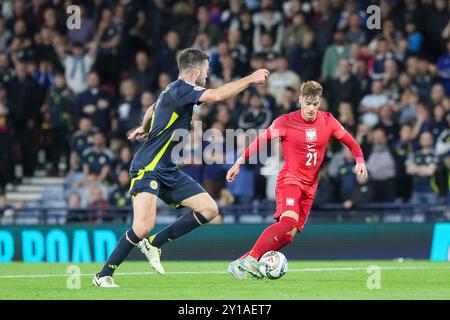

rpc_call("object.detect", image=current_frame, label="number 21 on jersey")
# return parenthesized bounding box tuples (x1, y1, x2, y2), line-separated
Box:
(306, 152, 317, 166)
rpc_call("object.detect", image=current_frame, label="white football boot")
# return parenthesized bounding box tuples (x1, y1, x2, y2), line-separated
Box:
(137, 238, 165, 274)
(92, 274, 119, 288)
(227, 259, 247, 280)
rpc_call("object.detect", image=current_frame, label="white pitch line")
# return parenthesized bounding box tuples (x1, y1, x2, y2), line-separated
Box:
(0, 265, 450, 279)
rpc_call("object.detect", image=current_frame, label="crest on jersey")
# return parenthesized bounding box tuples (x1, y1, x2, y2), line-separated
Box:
(305, 129, 317, 142)
(286, 198, 295, 206)
(150, 180, 158, 190)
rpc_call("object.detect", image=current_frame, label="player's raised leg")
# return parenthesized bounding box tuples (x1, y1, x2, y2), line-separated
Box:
(93, 192, 157, 287)
(237, 211, 298, 279)
(139, 191, 219, 274)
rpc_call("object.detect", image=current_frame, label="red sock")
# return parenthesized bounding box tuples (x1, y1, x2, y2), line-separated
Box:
(238, 251, 250, 262)
(249, 217, 297, 260)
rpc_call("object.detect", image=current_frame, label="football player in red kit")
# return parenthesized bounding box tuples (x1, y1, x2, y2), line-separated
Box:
(226, 81, 368, 279)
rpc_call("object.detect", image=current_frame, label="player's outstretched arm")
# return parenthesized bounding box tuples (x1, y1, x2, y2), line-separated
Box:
(330, 115, 368, 181)
(337, 131, 368, 181)
(128, 103, 155, 141)
(199, 69, 270, 103)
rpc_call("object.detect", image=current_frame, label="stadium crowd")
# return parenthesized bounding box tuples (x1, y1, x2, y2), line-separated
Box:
(0, 0, 449, 221)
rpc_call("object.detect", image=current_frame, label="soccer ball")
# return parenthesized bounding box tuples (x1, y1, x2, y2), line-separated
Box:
(258, 251, 288, 279)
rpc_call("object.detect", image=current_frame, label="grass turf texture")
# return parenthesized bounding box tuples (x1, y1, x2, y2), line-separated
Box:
(0, 260, 449, 300)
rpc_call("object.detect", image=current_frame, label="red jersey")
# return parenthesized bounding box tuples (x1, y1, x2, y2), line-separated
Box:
(243, 110, 364, 187)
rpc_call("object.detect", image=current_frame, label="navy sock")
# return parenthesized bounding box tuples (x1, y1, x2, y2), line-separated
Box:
(98, 229, 141, 277)
(149, 211, 208, 248)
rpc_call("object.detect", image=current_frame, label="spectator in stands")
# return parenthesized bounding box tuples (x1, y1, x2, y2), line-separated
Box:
(422, 104, 448, 143)
(320, 31, 351, 82)
(40, 72, 74, 176)
(414, 58, 435, 102)
(406, 131, 439, 204)
(8, 61, 41, 177)
(358, 80, 389, 127)
(366, 128, 397, 202)
(113, 145, 132, 180)
(0, 16, 11, 52)
(238, 92, 272, 130)
(437, 38, 450, 96)
(327, 58, 360, 116)
(233, 8, 254, 54)
(156, 30, 180, 79)
(55, 40, 98, 95)
(253, 0, 283, 55)
(74, 71, 112, 133)
(370, 38, 396, 80)
(392, 124, 416, 202)
(277, 87, 298, 116)
(33, 26, 61, 72)
(337, 101, 356, 134)
(0, 192, 15, 224)
(227, 27, 249, 76)
(282, 12, 307, 55)
(220, 0, 242, 29)
(69, 117, 96, 173)
(0, 53, 14, 87)
(180, 128, 204, 184)
(88, 185, 108, 223)
(154, 72, 172, 97)
(337, 147, 359, 202)
(188, 6, 220, 47)
(381, 59, 400, 93)
(109, 170, 132, 208)
(341, 175, 375, 210)
(288, 29, 320, 82)
(112, 79, 140, 138)
(209, 54, 239, 88)
(434, 130, 450, 202)
(346, 16, 366, 46)
(267, 55, 301, 106)
(376, 105, 399, 144)
(429, 83, 446, 107)
(0, 84, 13, 191)
(95, 7, 122, 87)
(129, 51, 157, 94)
(405, 21, 423, 55)
(82, 132, 113, 185)
(66, 191, 85, 223)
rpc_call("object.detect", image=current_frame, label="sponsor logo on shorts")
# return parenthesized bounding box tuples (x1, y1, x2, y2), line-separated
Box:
(306, 128, 317, 142)
(150, 180, 158, 190)
(286, 198, 295, 206)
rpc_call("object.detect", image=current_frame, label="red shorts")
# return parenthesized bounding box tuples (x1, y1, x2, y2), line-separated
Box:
(274, 182, 317, 232)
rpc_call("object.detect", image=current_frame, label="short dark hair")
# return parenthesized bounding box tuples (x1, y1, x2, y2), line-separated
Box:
(177, 48, 210, 72)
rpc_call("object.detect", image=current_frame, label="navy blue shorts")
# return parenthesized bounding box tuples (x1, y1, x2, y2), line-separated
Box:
(129, 169, 206, 207)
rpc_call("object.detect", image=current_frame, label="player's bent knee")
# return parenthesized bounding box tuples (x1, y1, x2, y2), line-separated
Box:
(198, 201, 219, 221)
(132, 219, 155, 238)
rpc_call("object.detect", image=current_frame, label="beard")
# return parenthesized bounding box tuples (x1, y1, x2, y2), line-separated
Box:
(196, 77, 206, 87)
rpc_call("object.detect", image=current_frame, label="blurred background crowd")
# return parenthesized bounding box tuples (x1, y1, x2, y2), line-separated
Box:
(0, 0, 449, 221)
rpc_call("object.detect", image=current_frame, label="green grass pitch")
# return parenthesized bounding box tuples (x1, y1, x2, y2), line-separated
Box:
(0, 260, 449, 300)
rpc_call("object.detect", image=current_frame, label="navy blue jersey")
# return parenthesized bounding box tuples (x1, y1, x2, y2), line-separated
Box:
(406, 150, 438, 192)
(130, 79, 206, 179)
